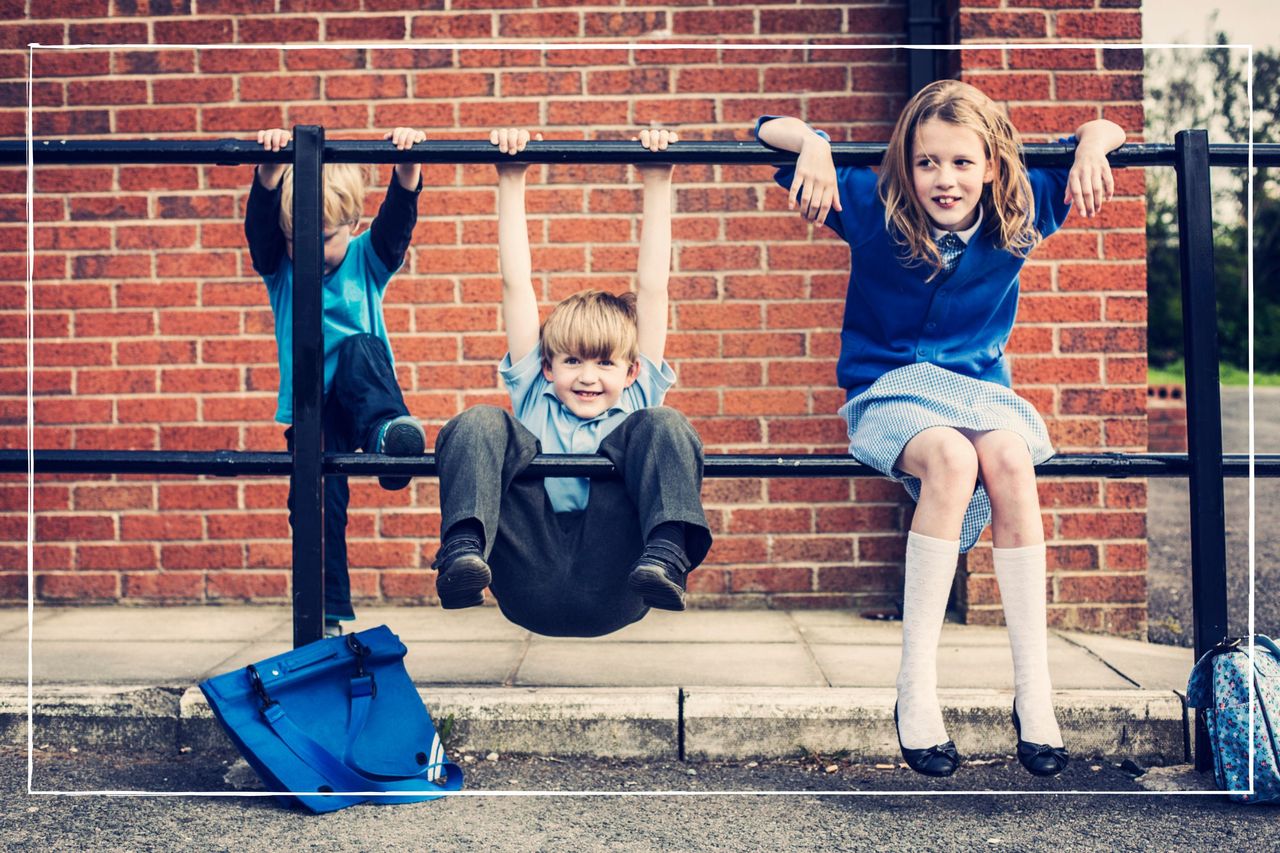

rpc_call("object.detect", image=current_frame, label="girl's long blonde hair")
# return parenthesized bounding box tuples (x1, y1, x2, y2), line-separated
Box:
(877, 79, 1039, 279)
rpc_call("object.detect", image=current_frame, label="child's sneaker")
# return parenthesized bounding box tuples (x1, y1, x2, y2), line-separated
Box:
(627, 541, 692, 611)
(375, 415, 425, 491)
(432, 535, 491, 610)
(323, 620, 343, 639)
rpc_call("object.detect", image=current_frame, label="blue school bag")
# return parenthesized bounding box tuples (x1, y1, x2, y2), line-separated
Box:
(200, 625, 463, 813)
(1186, 634, 1280, 803)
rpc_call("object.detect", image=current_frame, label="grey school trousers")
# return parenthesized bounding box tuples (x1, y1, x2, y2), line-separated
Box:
(433, 405, 713, 637)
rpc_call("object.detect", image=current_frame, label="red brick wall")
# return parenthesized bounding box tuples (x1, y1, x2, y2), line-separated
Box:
(951, 0, 1148, 636)
(0, 2, 1147, 634)
(1147, 384, 1187, 452)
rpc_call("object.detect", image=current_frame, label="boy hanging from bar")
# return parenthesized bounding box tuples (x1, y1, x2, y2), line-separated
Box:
(247, 127, 428, 637)
(430, 127, 713, 637)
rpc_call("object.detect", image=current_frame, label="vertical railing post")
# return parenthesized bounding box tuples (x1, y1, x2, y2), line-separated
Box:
(291, 126, 325, 648)
(904, 0, 946, 96)
(1174, 129, 1229, 771)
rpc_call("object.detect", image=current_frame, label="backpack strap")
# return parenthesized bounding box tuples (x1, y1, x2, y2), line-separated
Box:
(1187, 637, 1245, 708)
(1253, 635, 1280, 661)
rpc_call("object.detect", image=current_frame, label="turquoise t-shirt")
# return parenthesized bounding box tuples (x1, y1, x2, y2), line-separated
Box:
(262, 230, 398, 424)
(499, 343, 676, 513)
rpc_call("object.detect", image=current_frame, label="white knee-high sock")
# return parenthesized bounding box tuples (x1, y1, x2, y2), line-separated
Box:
(993, 542, 1063, 747)
(895, 530, 960, 749)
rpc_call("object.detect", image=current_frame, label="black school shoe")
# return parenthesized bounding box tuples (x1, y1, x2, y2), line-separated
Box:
(1012, 703, 1069, 777)
(894, 702, 962, 777)
(432, 535, 491, 610)
(627, 541, 692, 611)
(376, 415, 425, 491)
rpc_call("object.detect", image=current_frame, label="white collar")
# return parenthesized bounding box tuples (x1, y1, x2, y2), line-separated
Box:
(932, 204, 983, 245)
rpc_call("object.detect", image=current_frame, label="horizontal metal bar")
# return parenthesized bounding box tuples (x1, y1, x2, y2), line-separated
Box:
(2, 450, 1275, 479)
(0, 450, 294, 476)
(3, 139, 1277, 168)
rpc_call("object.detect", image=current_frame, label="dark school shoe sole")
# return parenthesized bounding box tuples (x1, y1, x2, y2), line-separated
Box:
(377, 416, 426, 491)
(436, 553, 492, 610)
(627, 562, 687, 612)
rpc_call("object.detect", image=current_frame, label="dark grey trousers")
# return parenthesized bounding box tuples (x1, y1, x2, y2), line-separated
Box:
(433, 405, 713, 637)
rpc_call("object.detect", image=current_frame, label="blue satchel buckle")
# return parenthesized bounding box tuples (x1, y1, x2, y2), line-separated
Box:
(1212, 637, 1243, 655)
(346, 633, 377, 698)
(247, 664, 277, 712)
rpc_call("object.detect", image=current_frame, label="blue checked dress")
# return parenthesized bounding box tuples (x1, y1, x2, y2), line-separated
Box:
(837, 229, 1054, 553)
(839, 360, 1053, 552)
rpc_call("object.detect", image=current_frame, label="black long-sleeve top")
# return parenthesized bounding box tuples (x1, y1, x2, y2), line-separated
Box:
(244, 168, 422, 277)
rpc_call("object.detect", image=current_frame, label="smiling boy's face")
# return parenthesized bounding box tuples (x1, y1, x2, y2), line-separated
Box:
(542, 351, 640, 420)
(285, 221, 356, 275)
(910, 117, 994, 233)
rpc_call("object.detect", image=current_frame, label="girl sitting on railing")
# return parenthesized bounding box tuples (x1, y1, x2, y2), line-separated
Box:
(756, 80, 1125, 778)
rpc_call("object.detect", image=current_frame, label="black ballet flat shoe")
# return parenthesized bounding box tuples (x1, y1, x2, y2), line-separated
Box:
(1012, 704, 1070, 777)
(894, 703, 961, 778)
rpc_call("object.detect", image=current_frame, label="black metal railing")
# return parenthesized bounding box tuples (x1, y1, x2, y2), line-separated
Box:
(3, 133, 1279, 771)
(8, 136, 1270, 167)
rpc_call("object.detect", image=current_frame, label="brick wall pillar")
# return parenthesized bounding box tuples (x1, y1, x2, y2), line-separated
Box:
(951, 1, 1149, 636)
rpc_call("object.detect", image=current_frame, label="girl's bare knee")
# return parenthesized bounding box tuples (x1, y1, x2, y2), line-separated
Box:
(926, 431, 979, 484)
(977, 433, 1034, 485)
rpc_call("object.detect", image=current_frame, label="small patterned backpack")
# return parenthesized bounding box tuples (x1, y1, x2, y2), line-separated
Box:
(1186, 634, 1280, 803)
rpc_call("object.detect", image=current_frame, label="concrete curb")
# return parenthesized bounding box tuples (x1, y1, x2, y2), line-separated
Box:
(682, 688, 1187, 762)
(4, 684, 1188, 763)
(179, 686, 680, 760)
(1, 684, 184, 753)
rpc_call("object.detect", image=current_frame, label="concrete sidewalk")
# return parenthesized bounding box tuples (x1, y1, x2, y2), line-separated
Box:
(0, 606, 1194, 763)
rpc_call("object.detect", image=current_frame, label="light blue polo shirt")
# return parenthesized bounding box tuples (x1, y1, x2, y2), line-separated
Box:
(262, 230, 398, 425)
(499, 343, 676, 513)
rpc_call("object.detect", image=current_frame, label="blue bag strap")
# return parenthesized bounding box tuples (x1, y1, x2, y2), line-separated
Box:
(1187, 636, 1280, 708)
(341, 673, 450, 783)
(342, 636, 378, 768)
(1253, 635, 1280, 662)
(261, 702, 463, 799)
(339, 634, 449, 783)
(1186, 645, 1219, 707)
(345, 674, 375, 761)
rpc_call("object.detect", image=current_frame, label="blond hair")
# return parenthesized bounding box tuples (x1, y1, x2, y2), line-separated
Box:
(277, 163, 367, 237)
(540, 290, 639, 368)
(877, 79, 1039, 280)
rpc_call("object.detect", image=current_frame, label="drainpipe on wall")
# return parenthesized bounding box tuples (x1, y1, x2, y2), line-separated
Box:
(905, 0, 954, 93)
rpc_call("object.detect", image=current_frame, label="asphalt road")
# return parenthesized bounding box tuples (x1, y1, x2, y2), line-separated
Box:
(1147, 387, 1279, 645)
(4, 749, 1277, 852)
